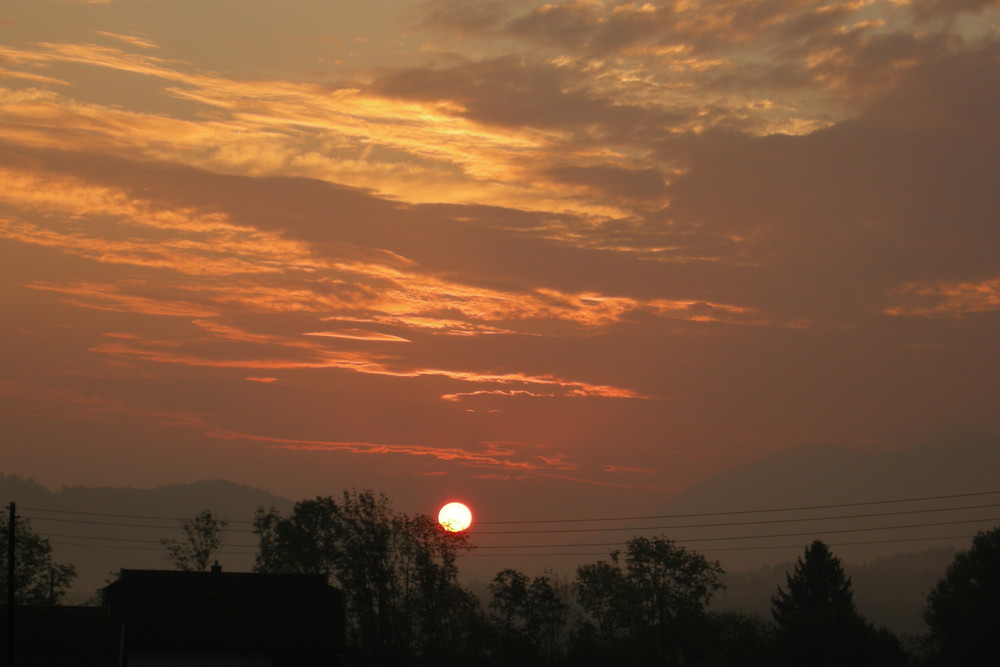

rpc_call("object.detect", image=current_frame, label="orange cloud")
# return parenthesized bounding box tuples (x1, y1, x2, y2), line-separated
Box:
(1, 162, 756, 336)
(90, 331, 647, 400)
(304, 329, 411, 342)
(604, 465, 656, 475)
(93, 31, 158, 50)
(27, 281, 218, 318)
(886, 277, 1000, 316)
(206, 427, 571, 473)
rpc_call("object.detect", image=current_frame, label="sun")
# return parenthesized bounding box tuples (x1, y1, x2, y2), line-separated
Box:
(437, 502, 473, 532)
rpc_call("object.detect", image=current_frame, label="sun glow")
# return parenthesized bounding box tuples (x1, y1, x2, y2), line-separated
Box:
(437, 501, 473, 532)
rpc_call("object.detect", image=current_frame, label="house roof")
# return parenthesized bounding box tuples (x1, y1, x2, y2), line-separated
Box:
(103, 568, 344, 654)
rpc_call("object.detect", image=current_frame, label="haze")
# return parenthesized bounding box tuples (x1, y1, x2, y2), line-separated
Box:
(1, 1, 998, 528)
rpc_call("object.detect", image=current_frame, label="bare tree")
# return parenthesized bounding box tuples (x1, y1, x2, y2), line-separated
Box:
(161, 509, 227, 571)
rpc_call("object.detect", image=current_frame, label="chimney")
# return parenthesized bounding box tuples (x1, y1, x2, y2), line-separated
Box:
(209, 561, 222, 594)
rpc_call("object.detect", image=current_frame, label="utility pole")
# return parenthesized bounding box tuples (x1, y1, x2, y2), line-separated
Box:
(6, 502, 14, 667)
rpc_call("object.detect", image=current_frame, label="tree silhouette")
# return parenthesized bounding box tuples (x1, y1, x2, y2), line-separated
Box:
(0, 515, 76, 605)
(575, 535, 724, 666)
(253, 490, 478, 666)
(160, 509, 227, 572)
(771, 540, 905, 667)
(489, 568, 529, 635)
(924, 527, 1000, 666)
(488, 568, 569, 664)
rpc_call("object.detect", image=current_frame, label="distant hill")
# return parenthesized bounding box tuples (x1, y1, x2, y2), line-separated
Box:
(661, 439, 1000, 514)
(607, 438, 998, 639)
(632, 438, 999, 569)
(0, 475, 294, 603)
(4, 437, 997, 607)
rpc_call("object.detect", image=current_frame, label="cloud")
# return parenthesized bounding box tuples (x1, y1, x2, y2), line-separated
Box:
(885, 277, 1000, 316)
(27, 281, 219, 318)
(906, 0, 1000, 19)
(368, 54, 667, 134)
(207, 427, 576, 474)
(539, 164, 670, 205)
(1, 0, 997, 504)
(604, 465, 657, 475)
(94, 31, 159, 50)
(651, 45, 1000, 320)
(304, 330, 412, 343)
(418, 0, 517, 33)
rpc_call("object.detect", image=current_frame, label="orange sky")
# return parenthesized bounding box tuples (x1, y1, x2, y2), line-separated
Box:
(1, 0, 998, 525)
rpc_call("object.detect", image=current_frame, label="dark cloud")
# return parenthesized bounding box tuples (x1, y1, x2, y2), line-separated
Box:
(369, 55, 667, 133)
(540, 164, 670, 205)
(417, 0, 516, 34)
(909, 0, 1000, 19)
(655, 45, 1000, 318)
(500, 0, 860, 56)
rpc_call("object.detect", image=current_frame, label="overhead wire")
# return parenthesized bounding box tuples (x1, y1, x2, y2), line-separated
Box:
(466, 502, 1000, 535)
(34, 515, 998, 552)
(20, 500, 1000, 535)
(473, 490, 1000, 525)
(19, 506, 255, 524)
(24, 490, 998, 566)
(48, 541, 256, 554)
(465, 516, 1000, 551)
(40, 532, 258, 548)
(28, 507, 999, 544)
(19, 489, 1000, 527)
(22, 515, 257, 532)
(459, 534, 981, 557)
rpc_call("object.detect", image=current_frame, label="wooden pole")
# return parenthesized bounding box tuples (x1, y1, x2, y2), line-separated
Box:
(6, 502, 14, 667)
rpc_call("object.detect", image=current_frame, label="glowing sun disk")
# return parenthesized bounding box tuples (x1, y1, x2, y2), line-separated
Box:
(438, 501, 472, 532)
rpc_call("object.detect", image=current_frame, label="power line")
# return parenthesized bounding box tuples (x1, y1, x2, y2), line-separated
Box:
(22, 515, 256, 533)
(48, 541, 256, 554)
(22, 500, 999, 536)
(475, 490, 1000, 525)
(50, 531, 978, 559)
(19, 506, 254, 524)
(47, 514, 991, 551)
(467, 516, 1000, 550)
(20, 489, 1000, 527)
(459, 533, 980, 557)
(40, 532, 259, 547)
(31, 507, 999, 549)
(468, 502, 1000, 536)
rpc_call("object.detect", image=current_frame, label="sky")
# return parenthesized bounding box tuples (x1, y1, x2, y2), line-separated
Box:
(1, 0, 998, 528)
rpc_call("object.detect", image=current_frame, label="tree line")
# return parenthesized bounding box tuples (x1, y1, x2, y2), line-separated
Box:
(3, 491, 998, 666)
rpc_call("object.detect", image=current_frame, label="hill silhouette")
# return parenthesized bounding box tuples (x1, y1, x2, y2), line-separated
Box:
(3, 436, 996, 607)
(661, 438, 1000, 516)
(639, 438, 999, 567)
(0, 475, 293, 603)
(633, 438, 998, 641)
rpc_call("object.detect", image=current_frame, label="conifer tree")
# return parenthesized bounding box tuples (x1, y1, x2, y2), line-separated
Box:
(771, 541, 905, 667)
(772, 540, 857, 628)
